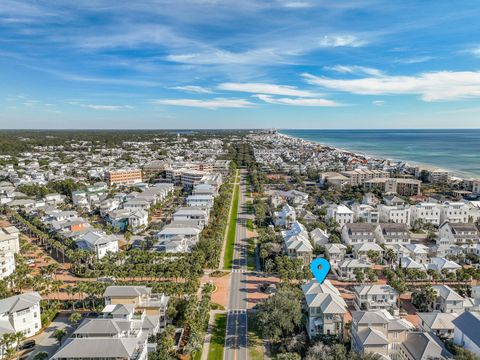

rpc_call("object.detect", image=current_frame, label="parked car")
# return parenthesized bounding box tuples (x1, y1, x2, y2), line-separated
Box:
(20, 340, 35, 350)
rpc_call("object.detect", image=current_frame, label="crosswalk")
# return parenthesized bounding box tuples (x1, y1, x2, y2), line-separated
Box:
(231, 269, 247, 273)
(228, 309, 247, 315)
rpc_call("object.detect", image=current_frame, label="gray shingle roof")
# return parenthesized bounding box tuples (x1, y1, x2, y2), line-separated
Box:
(452, 311, 480, 348)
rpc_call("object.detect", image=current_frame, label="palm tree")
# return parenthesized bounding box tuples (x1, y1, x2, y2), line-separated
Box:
(33, 351, 49, 360)
(14, 332, 25, 352)
(53, 329, 67, 345)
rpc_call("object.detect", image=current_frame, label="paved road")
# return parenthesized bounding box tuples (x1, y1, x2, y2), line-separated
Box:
(224, 170, 248, 360)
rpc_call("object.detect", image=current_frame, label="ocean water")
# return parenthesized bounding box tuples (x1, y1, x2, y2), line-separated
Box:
(280, 129, 480, 178)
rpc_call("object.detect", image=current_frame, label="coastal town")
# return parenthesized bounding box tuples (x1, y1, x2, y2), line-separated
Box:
(0, 129, 479, 360)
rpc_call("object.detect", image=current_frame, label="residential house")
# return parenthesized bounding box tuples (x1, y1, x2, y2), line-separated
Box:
(76, 231, 119, 259)
(341, 223, 377, 246)
(310, 228, 330, 246)
(351, 310, 414, 358)
(374, 223, 410, 245)
(439, 202, 470, 224)
(186, 194, 214, 208)
(302, 279, 347, 339)
(0, 252, 15, 280)
(411, 203, 441, 226)
(418, 312, 457, 339)
(156, 222, 202, 242)
(400, 332, 453, 360)
(352, 204, 379, 223)
(282, 222, 313, 264)
(353, 285, 398, 312)
(429, 285, 471, 313)
(0, 292, 42, 357)
(404, 244, 429, 265)
(438, 222, 479, 246)
(378, 204, 411, 226)
(274, 204, 296, 228)
(173, 207, 209, 227)
(452, 311, 480, 356)
(0, 226, 20, 255)
(337, 259, 372, 280)
(324, 244, 347, 269)
(426, 257, 462, 273)
(326, 204, 353, 226)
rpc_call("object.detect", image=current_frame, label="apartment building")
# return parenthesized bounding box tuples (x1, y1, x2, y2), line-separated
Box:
(106, 169, 143, 186)
(364, 178, 421, 196)
(428, 168, 449, 183)
(340, 169, 389, 186)
(410, 203, 441, 226)
(302, 279, 347, 339)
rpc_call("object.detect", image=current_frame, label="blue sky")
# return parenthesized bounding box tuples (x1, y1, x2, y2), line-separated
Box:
(1, 0, 480, 129)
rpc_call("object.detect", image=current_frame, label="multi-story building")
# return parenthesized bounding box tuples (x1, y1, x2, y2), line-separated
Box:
(352, 204, 379, 223)
(326, 204, 353, 226)
(439, 202, 470, 224)
(302, 279, 347, 339)
(428, 168, 449, 183)
(0, 226, 20, 255)
(0, 251, 15, 280)
(378, 205, 411, 226)
(105, 169, 143, 186)
(274, 204, 296, 228)
(282, 222, 313, 264)
(410, 203, 441, 226)
(76, 231, 119, 259)
(353, 285, 398, 312)
(0, 292, 42, 357)
(453, 311, 480, 356)
(418, 312, 457, 339)
(429, 285, 470, 313)
(364, 178, 421, 196)
(341, 223, 376, 245)
(374, 223, 410, 245)
(438, 222, 479, 245)
(399, 332, 453, 360)
(351, 310, 414, 358)
(340, 169, 389, 186)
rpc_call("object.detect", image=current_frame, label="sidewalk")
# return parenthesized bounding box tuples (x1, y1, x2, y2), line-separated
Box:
(200, 310, 226, 360)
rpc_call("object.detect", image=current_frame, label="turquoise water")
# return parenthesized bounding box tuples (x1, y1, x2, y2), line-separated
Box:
(280, 129, 480, 178)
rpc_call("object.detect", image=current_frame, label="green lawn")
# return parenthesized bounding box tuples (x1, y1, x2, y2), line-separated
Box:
(223, 177, 240, 270)
(207, 314, 227, 360)
(247, 237, 256, 271)
(248, 314, 265, 360)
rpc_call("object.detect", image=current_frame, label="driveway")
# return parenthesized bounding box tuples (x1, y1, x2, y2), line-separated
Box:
(27, 314, 72, 360)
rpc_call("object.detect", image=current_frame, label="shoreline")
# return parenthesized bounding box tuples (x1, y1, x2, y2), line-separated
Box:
(277, 130, 478, 181)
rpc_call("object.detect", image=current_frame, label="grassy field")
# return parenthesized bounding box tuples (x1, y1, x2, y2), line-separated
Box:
(223, 173, 240, 270)
(207, 314, 227, 360)
(248, 314, 265, 360)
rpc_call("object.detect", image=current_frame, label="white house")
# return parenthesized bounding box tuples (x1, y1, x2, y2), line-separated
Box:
(374, 223, 410, 245)
(378, 204, 411, 226)
(76, 231, 119, 259)
(326, 204, 353, 225)
(0, 226, 20, 255)
(310, 228, 330, 246)
(324, 244, 347, 269)
(411, 203, 441, 226)
(302, 279, 347, 339)
(439, 202, 470, 224)
(352, 204, 379, 223)
(353, 285, 398, 312)
(274, 204, 296, 228)
(341, 223, 376, 245)
(429, 285, 470, 313)
(186, 194, 214, 208)
(0, 252, 15, 280)
(173, 207, 209, 227)
(0, 292, 42, 356)
(438, 222, 479, 246)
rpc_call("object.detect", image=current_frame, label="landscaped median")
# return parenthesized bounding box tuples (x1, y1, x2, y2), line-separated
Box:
(223, 175, 240, 270)
(207, 313, 227, 360)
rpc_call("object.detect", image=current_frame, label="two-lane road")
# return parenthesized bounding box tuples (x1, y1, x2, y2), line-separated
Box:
(224, 170, 248, 360)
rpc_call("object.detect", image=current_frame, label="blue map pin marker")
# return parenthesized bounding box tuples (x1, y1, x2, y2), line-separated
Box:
(310, 258, 331, 285)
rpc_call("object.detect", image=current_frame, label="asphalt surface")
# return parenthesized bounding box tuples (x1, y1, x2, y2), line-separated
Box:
(224, 170, 248, 360)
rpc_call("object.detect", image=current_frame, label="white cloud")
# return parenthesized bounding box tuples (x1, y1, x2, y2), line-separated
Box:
(281, 2, 312, 8)
(318, 35, 367, 48)
(218, 82, 317, 97)
(467, 47, 480, 58)
(395, 56, 434, 64)
(153, 98, 254, 110)
(372, 100, 385, 106)
(166, 48, 285, 65)
(303, 71, 480, 101)
(84, 104, 133, 111)
(325, 65, 383, 77)
(171, 85, 213, 94)
(254, 94, 341, 107)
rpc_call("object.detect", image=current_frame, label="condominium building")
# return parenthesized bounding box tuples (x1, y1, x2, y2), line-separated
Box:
(364, 178, 421, 196)
(340, 169, 389, 186)
(106, 169, 143, 186)
(410, 202, 441, 226)
(439, 202, 470, 224)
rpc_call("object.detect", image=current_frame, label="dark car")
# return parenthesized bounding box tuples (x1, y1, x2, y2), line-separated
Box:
(20, 340, 35, 350)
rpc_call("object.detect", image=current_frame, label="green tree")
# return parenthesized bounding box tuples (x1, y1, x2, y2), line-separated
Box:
(53, 329, 67, 344)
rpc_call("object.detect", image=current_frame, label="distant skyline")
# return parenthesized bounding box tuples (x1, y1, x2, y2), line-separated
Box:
(1, 1, 480, 129)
